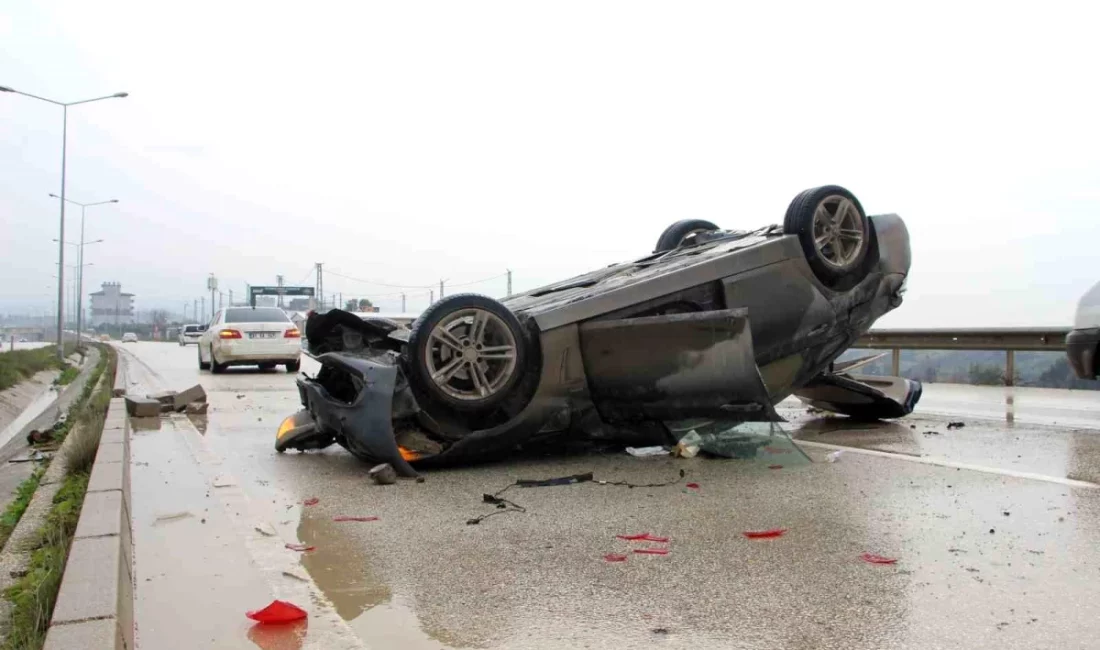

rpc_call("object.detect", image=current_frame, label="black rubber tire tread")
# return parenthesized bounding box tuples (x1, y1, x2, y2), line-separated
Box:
(198, 348, 210, 371)
(285, 359, 301, 373)
(782, 185, 870, 285)
(406, 293, 529, 413)
(654, 219, 721, 253)
(210, 347, 225, 374)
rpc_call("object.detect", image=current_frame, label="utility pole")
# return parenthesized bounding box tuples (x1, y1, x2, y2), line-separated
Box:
(338, 292, 342, 310)
(506, 269, 512, 297)
(315, 263, 323, 311)
(439, 279, 445, 299)
(401, 293, 406, 312)
(229, 289, 233, 307)
(184, 302, 188, 322)
(429, 289, 434, 304)
(207, 274, 217, 322)
(276, 275, 284, 308)
(193, 299, 198, 323)
(200, 296, 205, 324)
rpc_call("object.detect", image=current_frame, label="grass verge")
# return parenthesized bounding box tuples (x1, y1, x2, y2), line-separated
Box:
(53, 366, 79, 387)
(1, 344, 115, 650)
(0, 468, 45, 551)
(2, 473, 88, 650)
(0, 347, 74, 393)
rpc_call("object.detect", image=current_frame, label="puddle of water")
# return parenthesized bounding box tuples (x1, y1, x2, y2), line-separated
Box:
(350, 597, 465, 650)
(296, 512, 472, 649)
(0, 385, 60, 448)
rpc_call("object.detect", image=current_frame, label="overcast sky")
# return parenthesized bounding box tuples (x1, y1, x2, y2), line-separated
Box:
(1, 1, 1097, 327)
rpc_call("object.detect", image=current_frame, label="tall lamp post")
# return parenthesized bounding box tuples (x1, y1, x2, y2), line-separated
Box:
(1, 84, 128, 359)
(50, 195, 116, 343)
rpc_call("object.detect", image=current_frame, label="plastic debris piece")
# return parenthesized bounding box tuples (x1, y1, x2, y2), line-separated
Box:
(634, 548, 670, 555)
(603, 553, 628, 562)
(826, 450, 844, 463)
(947, 421, 966, 430)
(333, 516, 379, 522)
(768, 465, 783, 470)
(516, 472, 593, 488)
(617, 533, 669, 543)
(302, 497, 319, 506)
(285, 543, 315, 552)
(246, 599, 308, 624)
(254, 526, 275, 537)
(685, 482, 700, 490)
(860, 553, 898, 565)
(626, 446, 668, 458)
(153, 511, 193, 524)
(743, 528, 787, 539)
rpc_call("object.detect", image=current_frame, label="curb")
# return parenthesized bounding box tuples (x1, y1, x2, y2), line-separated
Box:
(42, 395, 133, 650)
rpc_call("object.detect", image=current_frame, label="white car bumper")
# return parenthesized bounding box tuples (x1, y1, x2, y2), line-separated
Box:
(212, 338, 301, 363)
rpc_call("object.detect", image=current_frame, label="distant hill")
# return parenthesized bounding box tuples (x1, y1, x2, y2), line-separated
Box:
(837, 349, 1100, 390)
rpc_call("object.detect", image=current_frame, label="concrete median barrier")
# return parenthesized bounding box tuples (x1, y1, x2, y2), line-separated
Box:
(43, 396, 133, 650)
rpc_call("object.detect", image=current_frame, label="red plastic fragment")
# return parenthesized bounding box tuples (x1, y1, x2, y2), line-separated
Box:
(284, 543, 315, 552)
(743, 528, 787, 539)
(603, 553, 628, 562)
(302, 498, 319, 506)
(634, 548, 670, 555)
(616, 533, 669, 543)
(768, 465, 783, 470)
(685, 482, 700, 489)
(860, 553, 898, 565)
(763, 446, 789, 454)
(246, 599, 308, 624)
(333, 516, 379, 522)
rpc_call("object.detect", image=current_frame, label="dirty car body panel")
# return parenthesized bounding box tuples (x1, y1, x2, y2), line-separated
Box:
(284, 203, 916, 474)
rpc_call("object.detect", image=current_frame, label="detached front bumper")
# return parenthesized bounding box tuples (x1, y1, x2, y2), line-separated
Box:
(295, 354, 420, 477)
(1067, 327, 1100, 380)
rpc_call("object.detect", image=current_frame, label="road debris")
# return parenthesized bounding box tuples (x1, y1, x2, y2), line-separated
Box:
(860, 553, 898, 565)
(617, 533, 669, 542)
(743, 528, 787, 539)
(922, 430, 940, 436)
(281, 571, 308, 582)
(685, 482, 700, 489)
(603, 553, 628, 562)
(125, 396, 161, 417)
(674, 431, 702, 458)
(333, 516, 379, 522)
(254, 526, 276, 537)
(172, 384, 207, 411)
(826, 450, 844, 463)
(153, 511, 194, 525)
(626, 446, 668, 458)
(634, 548, 670, 555)
(368, 463, 398, 485)
(302, 497, 319, 506)
(768, 465, 783, 470)
(9, 449, 51, 464)
(185, 401, 209, 415)
(947, 421, 966, 430)
(246, 600, 308, 624)
(284, 543, 315, 552)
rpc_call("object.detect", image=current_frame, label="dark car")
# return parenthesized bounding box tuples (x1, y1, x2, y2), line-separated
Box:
(1067, 280, 1100, 379)
(278, 185, 920, 474)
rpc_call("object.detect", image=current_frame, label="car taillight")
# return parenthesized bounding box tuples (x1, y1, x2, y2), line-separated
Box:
(284, 328, 301, 338)
(218, 329, 242, 339)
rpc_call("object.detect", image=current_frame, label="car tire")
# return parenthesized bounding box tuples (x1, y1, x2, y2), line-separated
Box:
(285, 360, 301, 373)
(406, 293, 529, 413)
(198, 347, 210, 371)
(654, 219, 721, 253)
(210, 348, 225, 374)
(784, 185, 871, 285)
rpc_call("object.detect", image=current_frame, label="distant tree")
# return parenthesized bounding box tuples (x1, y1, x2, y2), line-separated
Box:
(345, 299, 358, 312)
(968, 363, 1005, 386)
(358, 298, 373, 311)
(1035, 358, 1100, 390)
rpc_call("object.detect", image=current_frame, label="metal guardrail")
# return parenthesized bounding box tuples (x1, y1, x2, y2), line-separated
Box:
(853, 327, 1072, 385)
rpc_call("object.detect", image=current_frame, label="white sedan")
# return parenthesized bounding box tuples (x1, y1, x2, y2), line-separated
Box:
(198, 307, 301, 373)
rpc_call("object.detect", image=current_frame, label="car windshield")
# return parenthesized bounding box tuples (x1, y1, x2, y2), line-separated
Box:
(184, 325, 203, 333)
(224, 308, 290, 323)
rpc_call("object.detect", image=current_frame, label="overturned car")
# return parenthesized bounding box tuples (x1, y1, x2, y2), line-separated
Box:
(277, 185, 921, 475)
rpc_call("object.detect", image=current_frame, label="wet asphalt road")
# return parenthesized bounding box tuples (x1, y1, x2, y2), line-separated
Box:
(117, 342, 1100, 650)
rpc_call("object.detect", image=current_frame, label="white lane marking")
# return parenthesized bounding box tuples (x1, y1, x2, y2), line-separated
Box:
(795, 439, 1100, 489)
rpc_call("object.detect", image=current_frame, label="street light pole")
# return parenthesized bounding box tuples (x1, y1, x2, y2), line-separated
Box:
(2, 85, 128, 360)
(51, 196, 116, 345)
